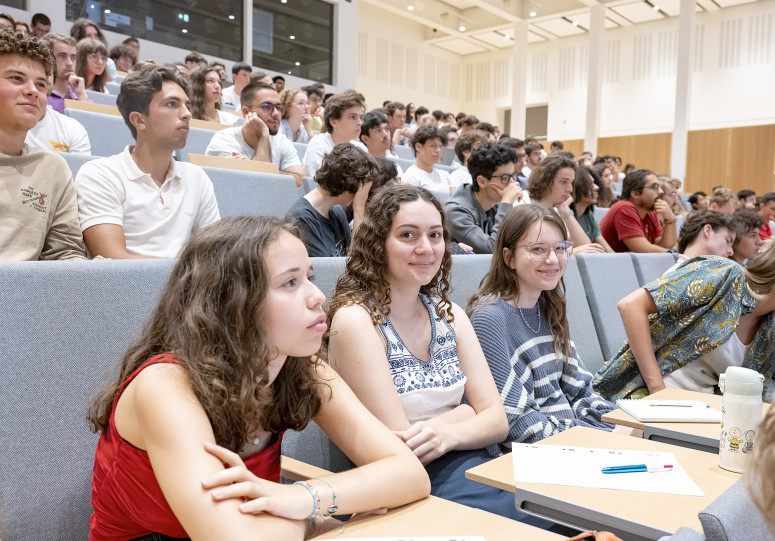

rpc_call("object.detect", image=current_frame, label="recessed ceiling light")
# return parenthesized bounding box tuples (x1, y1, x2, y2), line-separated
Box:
(459, 24, 466, 31)
(572, 20, 578, 26)
(504, 34, 511, 39)
(289, 35, 295, 39)
(104, 9, 111, 14)
(182, 29, 188, 33)
(295, 61, 300, 66)
(287, 70, 292, 74)
(228, 15, 235, 20)
(653, 4, 659, 10)
(529, 11, 536, 17)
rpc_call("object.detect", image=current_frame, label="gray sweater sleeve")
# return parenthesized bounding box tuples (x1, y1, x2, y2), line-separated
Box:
(445, 198, 512, 254)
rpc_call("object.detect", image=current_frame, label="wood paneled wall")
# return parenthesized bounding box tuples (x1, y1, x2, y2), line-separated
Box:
(597, 133, 673, 176)
(551, 126, 775, 195)
(685, 125, 775, 195)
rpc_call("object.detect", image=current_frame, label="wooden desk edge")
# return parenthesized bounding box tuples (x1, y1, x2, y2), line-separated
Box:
(280, 456, 332, 481)
(465, 465, 516, 493)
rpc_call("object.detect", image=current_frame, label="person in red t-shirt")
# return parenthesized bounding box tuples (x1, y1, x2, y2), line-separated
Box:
(599, 169, 678, 253)
(87, 216, 430, 541)
(756, 192, 775, 241)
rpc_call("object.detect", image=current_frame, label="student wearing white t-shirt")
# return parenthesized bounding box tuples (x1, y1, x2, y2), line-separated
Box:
(358, 109, 403, 178)
(74, 67, 220, 259)
(26, 104, 91, 155)
(302, 90, 365, 179)
(402, 125, 453, 195)
(204, 81, 304, 187)
(220, 62, 251, 111)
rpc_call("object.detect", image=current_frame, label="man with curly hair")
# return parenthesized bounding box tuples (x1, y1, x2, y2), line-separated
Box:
(0, 31, 86, 260)
(285, 143, 376, 257)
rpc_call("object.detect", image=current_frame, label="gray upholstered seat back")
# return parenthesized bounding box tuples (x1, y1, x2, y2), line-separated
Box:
(0, 260, 175, 541)
(202, 166, 300, 218)
(565, 257, 606, 373)
(630, 252, 679, 286)
(64, 109, 134, 157)
(576, 253, 641, 361)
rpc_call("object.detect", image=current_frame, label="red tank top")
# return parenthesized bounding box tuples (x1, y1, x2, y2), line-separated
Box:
(89, 354, 283, 541)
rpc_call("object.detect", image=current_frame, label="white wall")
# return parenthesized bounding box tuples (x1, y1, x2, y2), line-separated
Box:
(458, 0, 775, 140)
(355, 2, 462, 113)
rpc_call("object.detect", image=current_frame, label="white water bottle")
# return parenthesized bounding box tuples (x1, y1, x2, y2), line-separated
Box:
(719, 366, 764, 472)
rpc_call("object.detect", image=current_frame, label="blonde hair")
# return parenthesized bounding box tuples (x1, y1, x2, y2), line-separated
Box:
(745, 405, 775, 534)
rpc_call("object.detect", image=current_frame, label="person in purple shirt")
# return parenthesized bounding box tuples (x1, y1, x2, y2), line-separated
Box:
(42, 34, 88, 114)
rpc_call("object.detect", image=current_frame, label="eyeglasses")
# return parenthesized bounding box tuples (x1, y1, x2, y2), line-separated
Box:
(490, 173, 519, 186)
(518, 241, 574, 260)
(254, 102, 285, 115)
(644, 183, 661, 192)
(87, 52, 107, 63)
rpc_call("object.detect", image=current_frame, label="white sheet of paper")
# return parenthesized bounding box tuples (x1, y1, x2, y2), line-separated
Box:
(512, 443, 704, 497)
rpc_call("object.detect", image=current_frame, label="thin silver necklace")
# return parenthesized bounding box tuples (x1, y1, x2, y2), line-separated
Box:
(517, 302, 541, 334)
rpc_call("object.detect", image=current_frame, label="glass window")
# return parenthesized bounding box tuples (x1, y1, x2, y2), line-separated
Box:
(0, 1, 25, 10)
(66, 0, 243, 61)
(252, 0, 333, 84)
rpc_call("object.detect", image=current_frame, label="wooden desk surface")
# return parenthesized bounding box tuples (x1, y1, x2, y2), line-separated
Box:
(465, 426, 741, 534)
(312, 495, 563, 540)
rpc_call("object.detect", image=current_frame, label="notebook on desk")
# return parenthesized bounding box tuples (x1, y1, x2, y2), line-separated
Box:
(616, 399, 721, 423)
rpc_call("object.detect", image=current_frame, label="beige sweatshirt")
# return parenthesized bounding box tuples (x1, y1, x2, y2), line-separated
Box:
(0, 145, 86, 260)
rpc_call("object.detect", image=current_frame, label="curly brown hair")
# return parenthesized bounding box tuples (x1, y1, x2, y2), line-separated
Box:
(326, 184, 453, 328)
(745, 405, 775, 534)
(466, 204, 573, 361)
(527, 154, 577, 203)
(0, 27, 53, 77)
(88, 216, 328, 452)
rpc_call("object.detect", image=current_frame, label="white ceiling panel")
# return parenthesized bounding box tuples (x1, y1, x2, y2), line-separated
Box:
(533, 18, 586, 37)
(528, 30, 548, 42)
(657, 0, 703, 16)
(440, 0, 477, 9)
(612, 1, 666, 23)
(473, 31, 514, 48)
(573, 12, 620, 29)
(714, 0, 757, 6)
(434, 38, 488, 54)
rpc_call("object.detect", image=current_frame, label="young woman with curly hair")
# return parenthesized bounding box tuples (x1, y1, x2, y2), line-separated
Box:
(188, 65, 239, 125)
(467, 204, 615, 447)
(279, 88, 312, 143)
(88, 216, 429, 541)
(326, 184, 549, 526)
(527, 154, 605, 253)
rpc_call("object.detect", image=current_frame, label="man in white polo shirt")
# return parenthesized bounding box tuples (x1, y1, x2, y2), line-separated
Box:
(74, 66, 220, 258)
(205, 81, 304, 187)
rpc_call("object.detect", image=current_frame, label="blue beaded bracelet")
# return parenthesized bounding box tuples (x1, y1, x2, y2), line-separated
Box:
(293, 481, 319, 519)
(312, 477, 338, 516)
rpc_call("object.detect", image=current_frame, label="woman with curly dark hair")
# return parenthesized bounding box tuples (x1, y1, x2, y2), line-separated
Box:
(326, 184, 549, 526)
(87, 216, 430, 541)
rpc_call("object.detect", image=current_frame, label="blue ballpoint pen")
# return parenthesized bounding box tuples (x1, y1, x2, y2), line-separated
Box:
(602, 464, 673, 474)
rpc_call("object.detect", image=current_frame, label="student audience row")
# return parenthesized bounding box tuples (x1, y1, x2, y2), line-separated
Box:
(3, 19, 775, 541)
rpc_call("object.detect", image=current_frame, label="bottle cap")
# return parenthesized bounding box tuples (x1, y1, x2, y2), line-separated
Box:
(719, 366, 764, 397)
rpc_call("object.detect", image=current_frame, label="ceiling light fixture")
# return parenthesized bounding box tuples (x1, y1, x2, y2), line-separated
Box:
(295, 61, 300, 66)
(529, 11, 536, 17)
(407, 1, 415, 10)
(504, 33, 511, 39)
(572, 20, 578, 26)
(289, 35, 295, 39)
(653, 4, 659, 10)
(182, 29, 188, 33)
(459, 24, 466, 31)
(228, 15, 235, 20)
(104, 9, 111, 14)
